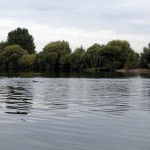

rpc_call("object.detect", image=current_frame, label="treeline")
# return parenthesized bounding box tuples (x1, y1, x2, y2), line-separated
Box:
(0, 27, 150, 71)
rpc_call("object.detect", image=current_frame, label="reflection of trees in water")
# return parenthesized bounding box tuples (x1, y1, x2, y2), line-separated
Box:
(103, 82, 132, 115)
(84, 80, 133, 115)
(139, 80, 150, 112)
(33, 80, 69, 111)
(87, 79, 150, 114)
(4, 80, 33, 115)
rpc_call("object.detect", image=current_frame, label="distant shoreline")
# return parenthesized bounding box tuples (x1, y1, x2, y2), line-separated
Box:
(117, 69, 150, 73)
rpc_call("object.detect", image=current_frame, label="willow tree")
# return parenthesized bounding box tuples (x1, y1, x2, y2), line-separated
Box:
(68, 46, 85, 70)
(0, 45, 28, 70)
(19, 54, 36, 69)
(105, 40, 137, 69)
(43, 41, 71, 70)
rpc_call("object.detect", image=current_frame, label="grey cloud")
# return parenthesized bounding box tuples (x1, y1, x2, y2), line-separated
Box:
(0, 0, 150, 52)
(1, 0, 150, 29)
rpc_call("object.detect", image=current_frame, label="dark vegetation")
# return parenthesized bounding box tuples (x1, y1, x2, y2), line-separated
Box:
(0, 27, 149, 71)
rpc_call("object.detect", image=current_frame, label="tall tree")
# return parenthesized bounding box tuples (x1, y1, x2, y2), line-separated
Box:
(7, 28, 35, 54)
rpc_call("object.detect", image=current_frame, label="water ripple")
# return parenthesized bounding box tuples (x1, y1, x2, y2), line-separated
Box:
(0, 76, 150, 150)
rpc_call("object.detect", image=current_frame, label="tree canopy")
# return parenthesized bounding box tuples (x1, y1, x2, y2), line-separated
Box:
(139, 43, 150, 68)
(42, 41, 71, 70)
(68, 46, 85, 70)
(7, 28, 35, 54)
(0, 27, 150, 71)
(0, 41, 7, 53)
(0, 45, 28, 70)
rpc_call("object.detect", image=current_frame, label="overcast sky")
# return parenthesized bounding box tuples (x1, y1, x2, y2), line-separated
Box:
(0, 0, 150, 52)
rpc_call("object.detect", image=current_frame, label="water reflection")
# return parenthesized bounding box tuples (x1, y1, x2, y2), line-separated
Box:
(30, 77, 150, 115)
(0, 71, 139, 78)
(68, 79, 133, 115)
(32, 79, 70, 111)
(0, 74, 150, 150)
(0, 75, 150, 117)
(0, 78, 33, 115)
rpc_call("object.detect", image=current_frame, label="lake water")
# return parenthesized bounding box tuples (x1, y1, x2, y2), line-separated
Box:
(0, 72, 150, 150)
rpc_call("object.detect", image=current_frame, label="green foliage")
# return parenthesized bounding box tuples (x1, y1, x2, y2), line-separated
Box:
(68, 46, 85, 70)
(107, 40, 131, 51)
(43, 41, 71, 69)
(139, 43, 150, 68)
(82, 44, 103, 69)
(43, 40, 71, 56)
(34, 51, 58, 70)
(80, 40, 138, 71)
(0, 41, 7, 53)
(0, 28, 144, 72)
(103, 40, 137, 70)
(43, 52, 58, 70)
(19, 54, 36, 69)
(124, 50, 139, 69)
(87, 43, 104, 52)
(0, 45, 28, 70)
(7, 28, 35, 54)
(80, 41, 133, 70)
(99, 46, 124, 70)
(106, 40, 132, 64)
(33, 52, 45, 70)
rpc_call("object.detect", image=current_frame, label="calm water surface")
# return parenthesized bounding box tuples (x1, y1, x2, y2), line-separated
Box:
(0, 72, 150, 150)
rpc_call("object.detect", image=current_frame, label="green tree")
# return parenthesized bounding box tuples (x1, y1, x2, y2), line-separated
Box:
(80, 40, 138, 71)
(68, 46, 85, 70)
(33, 52, 45, 70)
(81, 44, 104, 70)
(43, 41, 71, 69)
(7, 28, 35, 54)
(107, 40, 131, 51)
(105, 40, 135, 69)
(33, 51, 58, 70)
(0, 41, 7, 53)
(140, 43, 150, 68)
(0, 45, 28, 70)
(19, 54, 36, 69)
(124, 50, 139, 69)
